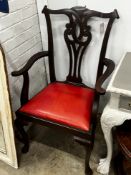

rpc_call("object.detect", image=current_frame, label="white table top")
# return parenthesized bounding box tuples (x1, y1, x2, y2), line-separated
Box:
(113, 52, 131, 91)
(107, 52, 131, 96)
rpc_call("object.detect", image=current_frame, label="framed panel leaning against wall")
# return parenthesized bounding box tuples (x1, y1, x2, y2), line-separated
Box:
(0, 45, 18, 168)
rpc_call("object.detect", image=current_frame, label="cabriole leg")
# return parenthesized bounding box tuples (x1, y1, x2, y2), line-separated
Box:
(15, 118, 29, 153)
(97, 106, 128, 175)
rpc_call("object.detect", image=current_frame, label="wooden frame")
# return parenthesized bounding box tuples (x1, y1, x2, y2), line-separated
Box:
(114, 120, 131, 175)
(0, 45, 18, 168)
(11, 6, 119, 174)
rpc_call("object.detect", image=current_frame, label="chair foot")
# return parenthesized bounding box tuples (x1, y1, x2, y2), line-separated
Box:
(85, 167, 93, 175)
(15, 118, 30, 153)
(85, 145, 93, 175)
(22, 144, 29, 153)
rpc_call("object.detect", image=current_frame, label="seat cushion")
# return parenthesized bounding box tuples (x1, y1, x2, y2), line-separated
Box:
(19, 82, 95, 131)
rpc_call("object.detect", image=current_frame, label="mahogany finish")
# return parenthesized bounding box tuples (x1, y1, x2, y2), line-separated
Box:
(114, 121, 131, 175)
(12, 6, 119, 174)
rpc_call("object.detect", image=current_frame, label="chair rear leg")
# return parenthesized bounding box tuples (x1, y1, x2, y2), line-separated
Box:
(85, 144, 93, 175)
(15, 118, 29, 153)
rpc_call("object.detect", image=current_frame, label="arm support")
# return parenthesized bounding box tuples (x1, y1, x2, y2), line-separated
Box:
(11, 51, 48, 105)
(11, 51, 48, 76)
(95, 58, 115, 94)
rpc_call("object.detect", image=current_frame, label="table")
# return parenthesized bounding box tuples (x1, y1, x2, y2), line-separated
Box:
(97, 52, 131, 174)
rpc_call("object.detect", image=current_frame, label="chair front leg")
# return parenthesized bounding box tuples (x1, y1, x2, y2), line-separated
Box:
(74, 136, 93, 175)
(85, 144, 93, 175)
(15, 117, 29, 153)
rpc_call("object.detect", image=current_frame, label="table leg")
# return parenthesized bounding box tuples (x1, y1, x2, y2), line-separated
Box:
(97, 107, 127, 174)
(97, 113, 113, 174)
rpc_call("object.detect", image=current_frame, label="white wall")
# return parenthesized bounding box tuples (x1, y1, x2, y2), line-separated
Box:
(78, 0, 131, 59)
(0, 0, 47, 111)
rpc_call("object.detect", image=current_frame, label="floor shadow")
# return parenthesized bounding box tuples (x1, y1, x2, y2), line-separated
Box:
(28, 124, 86, 159)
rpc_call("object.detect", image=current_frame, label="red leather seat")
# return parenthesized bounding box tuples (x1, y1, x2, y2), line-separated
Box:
(19, 82, 95, 131)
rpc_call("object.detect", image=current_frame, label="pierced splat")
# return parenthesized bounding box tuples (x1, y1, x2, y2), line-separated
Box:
(64, 7, 92, 83)
(42, 6, 119, 85)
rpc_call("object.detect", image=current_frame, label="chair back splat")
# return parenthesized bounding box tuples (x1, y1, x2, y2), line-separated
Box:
(42, 6, 119, 85)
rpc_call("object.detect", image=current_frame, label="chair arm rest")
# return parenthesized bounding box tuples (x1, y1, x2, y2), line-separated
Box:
(11, 51, 48, 106)
(11, 51, 48, 76)
(95, 58, 115, 94)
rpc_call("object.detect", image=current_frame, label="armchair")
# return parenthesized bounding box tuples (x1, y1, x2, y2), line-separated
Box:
(12, 6, 119, 174)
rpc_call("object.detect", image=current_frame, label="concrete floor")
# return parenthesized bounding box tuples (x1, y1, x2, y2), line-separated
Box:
(0, 121, 115, 175)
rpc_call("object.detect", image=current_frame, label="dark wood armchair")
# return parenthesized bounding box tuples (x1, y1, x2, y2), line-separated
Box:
(12, 6, 119, 174)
